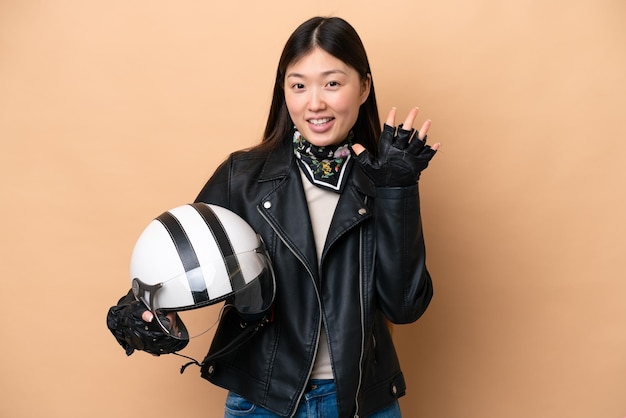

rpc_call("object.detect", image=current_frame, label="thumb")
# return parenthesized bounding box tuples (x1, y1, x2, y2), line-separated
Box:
(351, 143, 366, 156)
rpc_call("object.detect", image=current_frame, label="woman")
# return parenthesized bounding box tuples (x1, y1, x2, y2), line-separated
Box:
(192, 16, 439, 418)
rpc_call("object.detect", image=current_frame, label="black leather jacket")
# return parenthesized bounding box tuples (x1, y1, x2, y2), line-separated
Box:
(194, 138, 433, 418)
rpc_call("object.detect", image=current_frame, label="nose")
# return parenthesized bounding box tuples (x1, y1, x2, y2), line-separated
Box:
(308, 88, 326, 111)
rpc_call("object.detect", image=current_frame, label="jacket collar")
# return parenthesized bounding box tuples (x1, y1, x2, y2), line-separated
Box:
(258, 138, 376, 197)
(256, 137, 376, 280)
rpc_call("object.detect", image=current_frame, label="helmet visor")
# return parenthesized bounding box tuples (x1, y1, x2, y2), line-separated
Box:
(132, 247, 275, 339)
(225, 250, 275, 323)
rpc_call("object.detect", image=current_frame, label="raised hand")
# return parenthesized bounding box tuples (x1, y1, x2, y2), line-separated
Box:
(352, 107, 439, 186)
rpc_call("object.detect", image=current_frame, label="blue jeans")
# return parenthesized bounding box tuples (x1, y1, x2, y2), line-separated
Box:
(224, 379, 402, 417)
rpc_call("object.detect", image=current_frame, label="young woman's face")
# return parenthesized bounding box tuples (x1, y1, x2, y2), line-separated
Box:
(284, 47, 370, 147)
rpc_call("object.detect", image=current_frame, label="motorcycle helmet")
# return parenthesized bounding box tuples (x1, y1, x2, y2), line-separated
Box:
(130, 203, 275, 340)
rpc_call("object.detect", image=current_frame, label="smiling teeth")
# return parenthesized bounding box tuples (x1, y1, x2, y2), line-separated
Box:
(309, 118, 332, 125)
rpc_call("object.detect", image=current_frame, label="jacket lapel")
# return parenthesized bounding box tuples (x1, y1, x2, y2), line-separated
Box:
(256, 142, 377, 279)
(257, 142, 319, 279)
(323, 162, 375, 260)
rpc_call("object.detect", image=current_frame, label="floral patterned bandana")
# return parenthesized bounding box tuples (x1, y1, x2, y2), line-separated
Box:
(293, 130, 353, 193)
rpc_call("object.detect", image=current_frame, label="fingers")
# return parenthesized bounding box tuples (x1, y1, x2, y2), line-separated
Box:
(417, 119, 431, 140)
(386, 106, 439, 148)
(385, 107, 425, 132)
(385, 107, 397, 126)
(416, 119, 441, 151)
(142, 310, 154, 322)
(402, 107, 420, 130)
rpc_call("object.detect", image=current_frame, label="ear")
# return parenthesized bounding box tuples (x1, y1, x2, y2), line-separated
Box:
(360, 74, 372, 105)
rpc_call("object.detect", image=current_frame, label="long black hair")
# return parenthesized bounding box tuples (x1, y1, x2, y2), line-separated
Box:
(260, 17, 380, 154)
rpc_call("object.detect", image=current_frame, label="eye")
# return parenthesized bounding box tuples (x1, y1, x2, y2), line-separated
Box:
(291, 83, 305, 90)
(327, 81, 340, 88)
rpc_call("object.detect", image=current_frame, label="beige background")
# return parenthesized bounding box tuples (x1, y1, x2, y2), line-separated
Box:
(1, 0, 625, 417)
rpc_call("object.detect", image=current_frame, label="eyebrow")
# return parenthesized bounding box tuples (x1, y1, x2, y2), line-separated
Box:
(286, 69, 348, 79)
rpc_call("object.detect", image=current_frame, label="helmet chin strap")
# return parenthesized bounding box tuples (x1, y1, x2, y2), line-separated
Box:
(176, 304, 273, 374)
(178, 321, 267, 374)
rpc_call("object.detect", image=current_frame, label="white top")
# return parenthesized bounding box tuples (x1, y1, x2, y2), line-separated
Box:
(299, 168, 339, 380)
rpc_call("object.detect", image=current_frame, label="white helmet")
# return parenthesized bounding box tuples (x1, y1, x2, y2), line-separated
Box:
(130, 203, 275, 339)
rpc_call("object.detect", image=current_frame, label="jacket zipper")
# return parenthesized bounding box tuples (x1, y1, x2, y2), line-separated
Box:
(353, 208, 367, 418)
(257, 206, 323, 418)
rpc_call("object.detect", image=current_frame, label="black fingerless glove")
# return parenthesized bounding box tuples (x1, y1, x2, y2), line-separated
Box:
(354, 124, 437, 187)
(106, 290, 189, 356)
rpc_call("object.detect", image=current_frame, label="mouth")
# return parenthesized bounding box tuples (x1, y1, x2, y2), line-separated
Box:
(307, 117, 334, 126)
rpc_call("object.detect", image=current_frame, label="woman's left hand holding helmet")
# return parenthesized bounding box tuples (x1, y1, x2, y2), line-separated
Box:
(351, 107, 440, 186)
(106, 290, 189, 356)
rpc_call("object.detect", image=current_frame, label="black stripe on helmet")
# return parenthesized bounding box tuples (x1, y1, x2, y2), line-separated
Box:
(156, 211, 209, 305)
(191, 203, 246, 291)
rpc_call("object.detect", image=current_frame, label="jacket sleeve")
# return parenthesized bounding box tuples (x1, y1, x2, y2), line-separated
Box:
(374, 185, 433, 324)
